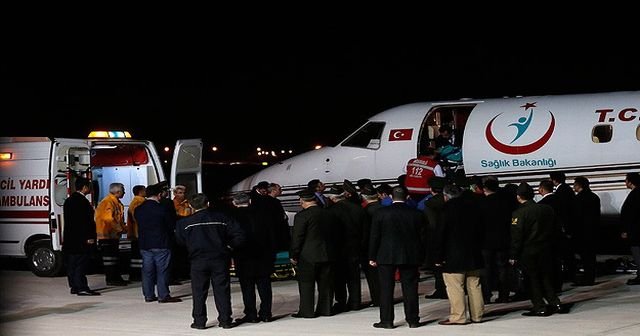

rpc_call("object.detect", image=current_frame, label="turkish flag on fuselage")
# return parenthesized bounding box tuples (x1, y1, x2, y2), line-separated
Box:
(388, 128, 413, 141)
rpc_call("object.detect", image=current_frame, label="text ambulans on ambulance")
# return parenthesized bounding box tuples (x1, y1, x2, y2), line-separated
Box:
(0, 134, 202, 276)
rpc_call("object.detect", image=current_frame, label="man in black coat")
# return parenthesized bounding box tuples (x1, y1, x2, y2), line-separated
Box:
(361, 184, 382, 307)
(480, 177, 512, 303)
(175, 193, 245, 329)
(231, 192, 276, 323)
(289, 189, 335, 318)
(537, 179, 570, 290)
(62, 177, 100, 296)
(572, 177, 600, 286)
(621, 172, 640, 285)
(369, 186, 424, 329)
(326, 185, 366, 313)
(423, 176, 448, 299)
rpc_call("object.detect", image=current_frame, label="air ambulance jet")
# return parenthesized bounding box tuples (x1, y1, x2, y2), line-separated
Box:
(231, 91, 640, 251)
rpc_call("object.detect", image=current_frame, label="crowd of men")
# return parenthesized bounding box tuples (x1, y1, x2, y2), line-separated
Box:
(60, 169, 640, 329)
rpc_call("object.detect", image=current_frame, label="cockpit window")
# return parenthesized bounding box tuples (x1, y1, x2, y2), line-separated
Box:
(341, 122, 385, 149)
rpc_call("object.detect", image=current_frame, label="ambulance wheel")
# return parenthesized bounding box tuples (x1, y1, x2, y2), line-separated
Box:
(27, 241, 64, 277)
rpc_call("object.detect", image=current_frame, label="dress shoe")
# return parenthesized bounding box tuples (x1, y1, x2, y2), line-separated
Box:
(372, 322, 394, 329)
(77, 290, 101, 296)
(438, 319, 468, 325)
(549, 304, 570, 314)
(291, 313, 314, 318)
(260, 316, 273, 322)
(190, 323, 206, 330)
(145, 297, 158, 302)
(158, 296, 182, 303)
(408, 322, 421, 328)
(521, 309, 551, 317)
(70, 289, 78, 295)
(235, 316, 260, 323)
(218, 321, 234, 329)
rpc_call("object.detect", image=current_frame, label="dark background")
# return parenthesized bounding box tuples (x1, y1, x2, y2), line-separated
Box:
(2, 22, 639, 192)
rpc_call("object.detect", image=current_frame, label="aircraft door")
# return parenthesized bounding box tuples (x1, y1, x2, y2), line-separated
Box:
(170, 139, 203, 198)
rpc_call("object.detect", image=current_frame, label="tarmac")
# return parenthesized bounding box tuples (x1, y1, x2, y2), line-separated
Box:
(1, 267, 640, 336)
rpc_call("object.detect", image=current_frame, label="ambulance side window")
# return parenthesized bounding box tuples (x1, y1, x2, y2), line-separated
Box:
(54, 175, 68, 206)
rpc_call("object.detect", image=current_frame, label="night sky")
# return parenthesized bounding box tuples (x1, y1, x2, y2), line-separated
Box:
(2, 23, 639, 189)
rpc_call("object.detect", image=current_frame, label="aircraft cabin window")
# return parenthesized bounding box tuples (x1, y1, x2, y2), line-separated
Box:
(591, 124, 613, 143)
(341, 122, 385, 149)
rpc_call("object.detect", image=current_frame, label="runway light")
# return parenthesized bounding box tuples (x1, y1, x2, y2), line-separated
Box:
(212, 146, 218, 152)
(281, 150, 285, 154)
(256, 147, 262, 152)
(163, 160, 168, 163)
(262, 162, 269, 166)
(288, 150, 293, 154)
(164, 146, 170, 152)
(258, 152, 262, 156)
(271, 151, 276, 156)
(314, 145, 322, 150)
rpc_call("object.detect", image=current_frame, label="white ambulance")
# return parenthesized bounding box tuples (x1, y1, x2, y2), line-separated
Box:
(0, 133, 202, 276)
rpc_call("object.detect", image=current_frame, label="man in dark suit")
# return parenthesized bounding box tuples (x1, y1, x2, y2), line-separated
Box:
(423, 177, 448, 299)
(621, 172, 640, 285)
(572, 177, 600, 286)
(62, 177, 100, 296)
(326, 185, 366, 313)
(369, 186, 424, 329)
(510, 183, 568, 316)
(231, 192, 276, 323)
(537, 179, 569, 291)
(480, 177, 512, 303)
(290, 189, 335, 318)
(361, 184, 382, 307)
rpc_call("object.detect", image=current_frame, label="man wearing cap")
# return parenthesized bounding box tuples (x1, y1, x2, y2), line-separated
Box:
(510, 183, 568, 316)
(290, 189, 335, 318)
(326, 184, 367, 313)
(342, 179, 362, 205)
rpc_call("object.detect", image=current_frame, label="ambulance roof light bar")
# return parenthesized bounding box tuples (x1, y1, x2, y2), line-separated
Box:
(88, 131, 132, 139)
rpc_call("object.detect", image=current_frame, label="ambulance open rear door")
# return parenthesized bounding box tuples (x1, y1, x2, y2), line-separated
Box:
(170, 139, 203, 198)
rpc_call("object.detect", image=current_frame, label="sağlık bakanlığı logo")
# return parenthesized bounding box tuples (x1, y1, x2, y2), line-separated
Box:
(485, 102, 555, 155)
